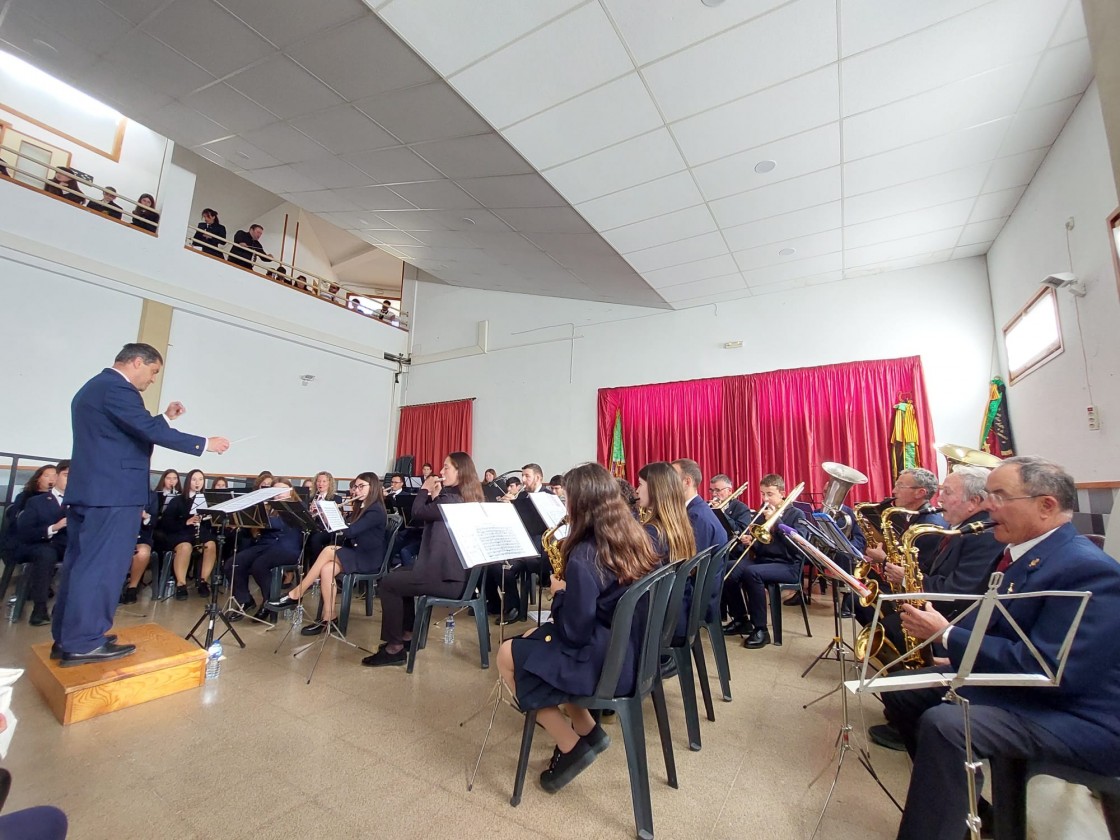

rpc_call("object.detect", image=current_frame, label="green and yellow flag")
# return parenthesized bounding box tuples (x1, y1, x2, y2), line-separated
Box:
(609, 410, 626, 479)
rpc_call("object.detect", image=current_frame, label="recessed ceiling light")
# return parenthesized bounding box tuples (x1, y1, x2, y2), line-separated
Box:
(778, 247, 796, 256)
(357, 218, 369, 226)
(754, 160, 777, 174)
(236, 151, 250, 159)
(32, 39, 57, 53)
(461, 217, 476, 225)
(701, 0, 725, 6)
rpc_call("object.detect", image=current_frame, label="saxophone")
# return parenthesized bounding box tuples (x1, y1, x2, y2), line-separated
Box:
(542, 517, 568, 580)
(852, 500, 891, 581)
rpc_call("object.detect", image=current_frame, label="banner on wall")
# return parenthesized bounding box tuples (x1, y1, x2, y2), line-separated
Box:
(608, 410, 626, 478)
(980, 377, 1016, 458)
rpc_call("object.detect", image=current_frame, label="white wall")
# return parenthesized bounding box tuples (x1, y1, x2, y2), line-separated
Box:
(987, 82, 1120, 480)
(403, 257, 996, 477)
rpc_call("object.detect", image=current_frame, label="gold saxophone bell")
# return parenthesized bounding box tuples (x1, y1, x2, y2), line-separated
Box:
(542, 517, 568, 580)
(749, 482, 805, 544)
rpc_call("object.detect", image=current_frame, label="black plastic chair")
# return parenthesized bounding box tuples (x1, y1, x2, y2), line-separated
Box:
(510, 561, 679, 840)
(335, 514, 403, 634)
(991, 757, 1120, 839)
(406, 564, 490, 673)
(150, 550, 175, 600)
(0, 559, 33, 621)
(697, 541, 737, 703)
(661, 548, 712, 752)
(767, 566, 812, 646)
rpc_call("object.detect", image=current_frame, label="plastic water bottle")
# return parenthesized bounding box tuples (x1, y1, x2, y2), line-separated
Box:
(6, 597, 17, 622)
(443, 614, 455, 645)
(164, 576, 175, 599)
(205, 640, 223, 680)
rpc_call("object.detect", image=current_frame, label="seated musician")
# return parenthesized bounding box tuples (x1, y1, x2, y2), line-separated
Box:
(267, 472, 387, 632)
(881, 456, 1120, 840)
(864, 468, 948, 572)
(671, 459, 726, 633)
(362, 454, 482, 667)
(499, 476, 522, 501)
(120, 485, 160, 604)
(383, 473, 408, 513)
(496, 463, 660, 792)
(723, 474, 810, 649)
(0, 465, 56, 567)
(636, 462, 694, 564)
(482, 468, 505, 502)
(549, 474, 565, 501)
(13, 462, 70, 626)
(157, 468, 218, 600)
(312, 471, 342, 505)
(222, 479, 302, 619)
(487, 463, 551, 623)
(420, 462, 434, 481)
(300, 471, 346, 567)
(709, 473, 754, 532)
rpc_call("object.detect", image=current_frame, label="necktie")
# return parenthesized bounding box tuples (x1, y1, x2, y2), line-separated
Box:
(995, 547, 1013, 573)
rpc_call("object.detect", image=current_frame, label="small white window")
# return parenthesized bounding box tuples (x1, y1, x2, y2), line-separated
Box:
(1003, 287, 1063, 383)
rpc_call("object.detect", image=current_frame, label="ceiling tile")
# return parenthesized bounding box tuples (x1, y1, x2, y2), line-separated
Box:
(844, 229, 961, 269)
(289, 156, 371, 188)
(283, 188, 361, 213)
(227, 54, 343, 120)
(604, 0, 790, 66)
(502, 73, 663, 170)
(341, 146, 443, 184)
(601, 205, 719, 254)
(839, 0, 992, 57)
(667, 286, 754, 309)
(491, 207, 593, 234)
(625, 232, 729, 273)
(742, 252, 842, 287)
(733, 229, 842, 272)
(843, 199, 974, 250)
(543, 129, 686, 204)
(378, 0, 583, 76)
(144, 0, 275, 78)
(388, 179, 481, 210)
(449, 3, 633, 129)
(215, 0, 368, 48)
(844, 118, 1010, 197)
(242, 122, 331, 163)
(242, 164, 323, 193)
(456, 174, 567, 208)
(334, 185, 418, 211)
(659, 273, 747, 303)
(354, 82, 491, 144)
(21, 0, 134, 55)
(843, 162, 988, 225)
(1020, 39, 1092, 110)
(144, 101, 227, 147)
(643, 254, 739, 288)
(841, 0, 1060, 116)
(287, 15, 437, 102)
(199, 135, 282, 169)
(983, 148, 1049, 193)
(968, 186, 1026, 222)
(575, 171, 704, 231)
(355, 229, 424, 246)
(693, 123, 840, 202)
(952, 242, 993, 259)
(642, 0, 837, 122)
(0, 23, 101, 83)
(402, 229, 481, 248)
(721, 201, 841, 252)
(373, 209, 509, 231)
(182, 83, 277, 133)
(1049, 0, 1087, 46)
(412, 135, 533, 180)
(102, 31, 216, 98)
(998, 95, 1080, 156)
(709, 167, 840, 229)
(289, 105, 396, 154)
(959, 217, 1009, 246)
(96, 0, 167, 25)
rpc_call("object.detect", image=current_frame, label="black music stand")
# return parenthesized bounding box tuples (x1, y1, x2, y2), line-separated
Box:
(186, 508, 246, 650)
(510, 493, 561, 625)
(799, 513, 865, 684)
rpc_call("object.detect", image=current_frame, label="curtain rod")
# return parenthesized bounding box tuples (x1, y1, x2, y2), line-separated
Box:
(400, 397, 476, 409)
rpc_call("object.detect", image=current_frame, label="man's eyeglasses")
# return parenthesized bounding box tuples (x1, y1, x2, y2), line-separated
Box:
(986, 492, 1046, 508)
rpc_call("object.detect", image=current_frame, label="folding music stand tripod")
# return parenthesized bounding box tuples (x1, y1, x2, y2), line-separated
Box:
(186, 509, 245, 650)
(799, 513, 864, 686)
(219, 498, 275, 628)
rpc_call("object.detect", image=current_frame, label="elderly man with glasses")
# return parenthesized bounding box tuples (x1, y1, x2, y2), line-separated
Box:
(878, 456, 1120, 840)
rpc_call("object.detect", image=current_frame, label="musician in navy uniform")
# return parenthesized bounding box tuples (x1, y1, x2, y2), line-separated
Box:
(52, 343, 229, 667)
(14, 461, 71, 626)
(885, 456, 1120, 840)
(671, 459, 726, 637)
(709, 473, 754, 533)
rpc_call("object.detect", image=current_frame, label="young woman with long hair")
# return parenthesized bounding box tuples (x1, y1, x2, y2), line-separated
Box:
(497, 462, 660, 792)
(636, 461, 696, 563)
(157, 468, 218, 599)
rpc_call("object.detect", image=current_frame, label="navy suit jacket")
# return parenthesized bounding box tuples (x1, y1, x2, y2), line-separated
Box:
(67, 369, 206, 507)
(16, 491, 68, 550)
(341, 504, 388, 570)
(948, 522, 1120, 772)
(686, 496, 729, 624)
(922, 510, 1004, 617)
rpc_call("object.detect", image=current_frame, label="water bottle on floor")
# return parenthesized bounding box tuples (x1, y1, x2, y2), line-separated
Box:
(164, 576, 175, 599)
(205, 640, 223, 680)
(444, 614, 455, 644)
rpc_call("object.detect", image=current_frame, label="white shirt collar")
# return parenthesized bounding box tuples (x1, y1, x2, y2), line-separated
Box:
(111, 367, 131, 382)
(52, 487, 65, 503)
(1008, 526, 1062, 562)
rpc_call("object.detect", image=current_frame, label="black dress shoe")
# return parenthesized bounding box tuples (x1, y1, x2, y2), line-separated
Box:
(60, 642, 138, 668)
(300, 620, 331, 636)
(744, 628, 771, 649)
(265, 594, 300, 611)
(868, 723, 906, 752)
(839, 607, 854, 619)
(721, 619, 751, 637)
(29, 605, 51, 626)
(253, 606, 274, 621)
(240, 598, 257, 613)
(175, 585, 189, 601)
(51, 634, 118, 660)
(361, 647, 406, 667)
(496, 608, 520, 626)
(197, 581, 211, 597)
(376, 640, 412, 652)
(121, 587, 139, 605)
(227, 611, 244, 623)
(783, 592, 805, 607)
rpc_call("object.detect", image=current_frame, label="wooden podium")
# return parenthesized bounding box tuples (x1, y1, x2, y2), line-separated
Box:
(27, 623, 208, 725)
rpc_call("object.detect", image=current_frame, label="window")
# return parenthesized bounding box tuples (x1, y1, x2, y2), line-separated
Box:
(1003, 287, 1063, 383)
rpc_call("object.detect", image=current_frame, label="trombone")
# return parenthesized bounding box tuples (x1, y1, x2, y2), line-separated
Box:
(709, 481, 749, 511)
(724, 481, 806, 580)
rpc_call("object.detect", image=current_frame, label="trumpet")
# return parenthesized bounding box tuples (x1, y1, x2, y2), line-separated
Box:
(710, 482, 749, 511)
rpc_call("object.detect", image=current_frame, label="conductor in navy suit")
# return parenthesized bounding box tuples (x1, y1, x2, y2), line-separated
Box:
(53, 343, 230, 667)
(884, 456, 1120, 840)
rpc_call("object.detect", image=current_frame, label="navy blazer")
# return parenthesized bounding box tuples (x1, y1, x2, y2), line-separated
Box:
(922, 510, 1004, 617)
(252, 513, 303, 554)
(723, 498, 755, 533)
(341, 504, 387, 572)
(16, 491, 68, 550)
(411, 486, 468, 583)
(685, 495, 730, 625)
(948, 522, 1120, 773)
(1, 490, 43, 559)
(753, 506, 811, 563)
(67, 369, 206, 507)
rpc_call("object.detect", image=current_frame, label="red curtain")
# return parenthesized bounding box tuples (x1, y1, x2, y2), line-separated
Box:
(596, 356, 935, 505)
(395, 399, 473, 474)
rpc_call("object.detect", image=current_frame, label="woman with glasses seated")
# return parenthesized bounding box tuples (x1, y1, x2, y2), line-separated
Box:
(266, 472, 386, 634)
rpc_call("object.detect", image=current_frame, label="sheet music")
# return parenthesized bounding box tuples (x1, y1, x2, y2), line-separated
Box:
(315, 500, 348, 533)
(440, 503, 538, 568)
(0, 667, 23, 759)
(527, 491, 567, 529)
(201, 485, 288, 513)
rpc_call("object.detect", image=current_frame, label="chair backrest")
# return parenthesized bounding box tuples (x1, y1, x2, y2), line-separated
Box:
(593, 561, 679, 701)
(661, 549, 710, 650)
(378, 513, 405, 576)
(394, 454, 415, 476)
(691, 540, 733, 631)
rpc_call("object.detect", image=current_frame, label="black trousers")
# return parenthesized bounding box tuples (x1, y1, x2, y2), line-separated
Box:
(486, 555, 547, 615)
(15, 542, 63, 605)
(726, 558, 799, 631)
(884, 669, 1082, 840)
(377, 566, 465, 645)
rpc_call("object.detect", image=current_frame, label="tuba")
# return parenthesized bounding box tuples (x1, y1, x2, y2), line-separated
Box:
(542, 517, 568, 580)
(820, 462, 868, 538)
(938, 443, 1002, 474)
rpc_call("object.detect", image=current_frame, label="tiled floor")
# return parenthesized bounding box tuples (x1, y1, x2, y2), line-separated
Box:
(0, 590, 1109, 839)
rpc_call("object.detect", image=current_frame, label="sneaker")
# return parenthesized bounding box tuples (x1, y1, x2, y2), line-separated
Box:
(120, 587, 139, 605)
(175, 585, 189, 601)
(361, 647, 406, 667)
(197, 581, 211, 597)
(581, 724, 611, 755)
(869, 724, 906, 752)
(540, 739, 596, 793)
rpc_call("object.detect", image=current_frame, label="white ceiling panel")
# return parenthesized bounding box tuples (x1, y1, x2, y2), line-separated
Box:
(969, 186, 1027, 223)
(843, 199, 975, 250)
(374, 209, 510, 232)
(91, 0, 163, 26)
(0, 18, 101, 82)
(625, 232, 729, 274)
(501, 73, 663, 170)
(412, 135, 533, 180)
(575, 171, 704, 231)
(839, 0, 993, 58)
(492, 207, 594, 234)
(182, 83, 278, 133)
(216, 0, 368, 48)
(844, 119, 1010, 197)
(642, 0, 837, 123)
(448, 4, 633, 130)
(669, 286, 757, 309)
(283, 189, 362, 213)
(983, 148, 1048, 193)
(733, 229, 843, 272)
(952, 242, 993, 259)
(289, 105, 397, 155)
(709, 167, 841, 229)
(244, 165, 324, 194)
(287, 15, 436, 102)
(354, 83, 491, 145)
(145, 101, 228, 148)
(353, 229, 423, 246)
(843, 163, 989, 226)
(456, 174, 567, 208)
(643, 254, 739, 289)
(17, 0, 134, 55)
(658, 273, 747, 303)
(602, 205, 719, 254)
(844, 229, 961, 269)
(403, 229, 482, 249)
(670, 66, 839, 167)
(289, 157, 371, 189)
(999, 95, 1080, 156)
(1020, 39, 1093, 110)
(103, 31, 217, 98)
(342, 146, 443, 184)
(743, 252, 842, 287)
(198, 135, 282, 170)
(144, 1, 275, 79)
(388, 180, 481, 210)
(959, 217, 1009, 246)
(378, 0, 582, 76)
(334, 185, 418, 211)
(692, 123, 841, 203)
(242, 122, 331, 163)
(721, 203, 840, 255)
(227, 55, 343, 120)
(1049, 0, 1087, 46)
(842, 0, 1061, 116)
(542, 129, 686, 205)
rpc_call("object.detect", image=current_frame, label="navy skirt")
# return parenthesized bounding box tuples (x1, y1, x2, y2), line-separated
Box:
(336, 546, 378, 575)
(511, 629, 571, 711)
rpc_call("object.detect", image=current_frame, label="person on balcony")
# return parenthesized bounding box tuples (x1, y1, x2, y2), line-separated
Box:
(131, 193, 160, 233)
(229, 223, 274, 271)
(191, 208, 227, 259)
